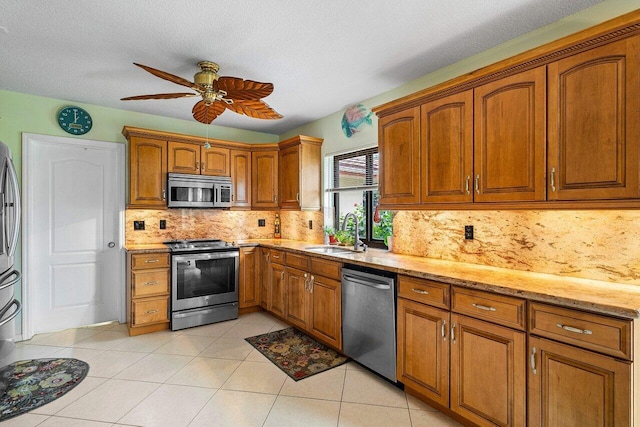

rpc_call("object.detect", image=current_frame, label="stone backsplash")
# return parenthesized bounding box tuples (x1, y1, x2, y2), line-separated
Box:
(125, 208, 324, 245)
(392, 210, 640, 285)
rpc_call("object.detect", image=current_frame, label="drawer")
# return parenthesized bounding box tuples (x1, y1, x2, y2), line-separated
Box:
(286, 252, 309, 270)
(310, 258, 341, 280)
(131, 253, 170, 270)
(451, 287, 526, 330)
(269, 249, 285, 264)
(529, 302, 632, 360)
(132, 297, 169, 326)
(398, 276, 449, 309)
(132, 269, 169, 298)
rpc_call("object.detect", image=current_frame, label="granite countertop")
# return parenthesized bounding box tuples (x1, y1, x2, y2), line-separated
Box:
(239, 239, 640, 319)
(125, 239, 640, 319)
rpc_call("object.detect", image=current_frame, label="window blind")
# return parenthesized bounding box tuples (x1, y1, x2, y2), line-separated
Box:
(326, 147, 378, 193)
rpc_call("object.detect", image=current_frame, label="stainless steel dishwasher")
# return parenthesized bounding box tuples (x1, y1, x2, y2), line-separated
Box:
(342, 265, 397, 382)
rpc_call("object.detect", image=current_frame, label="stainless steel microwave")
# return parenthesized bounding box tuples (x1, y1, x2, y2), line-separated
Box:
(167, 173, 232, 208)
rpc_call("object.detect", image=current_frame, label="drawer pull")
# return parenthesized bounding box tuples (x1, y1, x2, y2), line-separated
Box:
(145, 309, 159, 315)
(145, 259, 159, 263)
(272, 255, 280, 259)
(411, 288, 429, 295)
(472, 303, 496, 312)
(144, 281, 159, 286)
(557, 323, 592, 335)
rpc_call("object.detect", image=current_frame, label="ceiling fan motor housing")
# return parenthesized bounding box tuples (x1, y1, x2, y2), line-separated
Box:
(194, 61, 220, 87)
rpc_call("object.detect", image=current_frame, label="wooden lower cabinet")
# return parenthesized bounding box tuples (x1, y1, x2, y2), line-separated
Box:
(528, 336, 631, 427)
(450, 314, 526, 427)
(397, 298, 450, 407)
(239, 247, 260, 309)
(284, 266, 310, 329)
(269, 262, 286, 318)
(126, 252, 170, 336)
(308, 274, 342, 350)
(259, 248, 270, 309)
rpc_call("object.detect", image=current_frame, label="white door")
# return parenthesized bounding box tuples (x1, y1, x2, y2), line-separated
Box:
(23, 133, 124, 337)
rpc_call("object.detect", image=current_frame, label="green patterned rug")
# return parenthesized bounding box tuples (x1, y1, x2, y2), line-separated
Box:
(0, 358, 89, 421)
(245, 328, 348, 381)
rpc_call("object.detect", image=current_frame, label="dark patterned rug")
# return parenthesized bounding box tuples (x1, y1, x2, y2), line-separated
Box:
(0, 358, 89, 421)
(245, 328, 348, 381)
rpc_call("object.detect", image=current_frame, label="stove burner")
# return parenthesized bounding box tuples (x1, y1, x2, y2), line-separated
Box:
(164, 239, 236, 252)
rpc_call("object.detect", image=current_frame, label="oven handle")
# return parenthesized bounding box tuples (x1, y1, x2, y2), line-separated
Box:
(172, 251, 239, 262)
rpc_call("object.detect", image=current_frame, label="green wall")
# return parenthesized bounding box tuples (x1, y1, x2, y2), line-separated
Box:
(281, 0, 640, 158)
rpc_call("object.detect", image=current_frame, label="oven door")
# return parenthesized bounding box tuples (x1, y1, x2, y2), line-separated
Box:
(171, 251, 239, 311)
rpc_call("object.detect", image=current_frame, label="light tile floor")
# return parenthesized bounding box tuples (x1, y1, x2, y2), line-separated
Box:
(0, 311, 463, 427)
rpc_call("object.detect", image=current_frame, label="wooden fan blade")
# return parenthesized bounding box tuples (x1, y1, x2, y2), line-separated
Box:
(192, 100, 227, 124)
(133, 63, 201, 91)
(225, 99, 283, 120)
(121, 92, 198, 101)
(215, 77, 274, 100)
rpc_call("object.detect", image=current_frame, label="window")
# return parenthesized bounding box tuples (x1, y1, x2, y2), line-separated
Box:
(326, 147, 391, 249)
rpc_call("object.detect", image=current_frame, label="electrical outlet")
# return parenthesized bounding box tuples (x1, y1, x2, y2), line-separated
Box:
(159, 220, 166, 230)
(464, 225, 474, 240)
(133, 220, 145, 230)
(308, 220, 313, 230)
(258, 219, 266, 227)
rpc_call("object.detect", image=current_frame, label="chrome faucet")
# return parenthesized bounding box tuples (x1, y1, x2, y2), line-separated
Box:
(341, 212, 367, 252)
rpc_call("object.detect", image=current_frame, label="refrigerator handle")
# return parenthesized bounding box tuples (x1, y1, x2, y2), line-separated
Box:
(5, 158, 20, 258)
(0, 270, 20, 291)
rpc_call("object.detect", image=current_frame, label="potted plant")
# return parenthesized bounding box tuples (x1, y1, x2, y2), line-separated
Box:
(323, 226, 338, 244)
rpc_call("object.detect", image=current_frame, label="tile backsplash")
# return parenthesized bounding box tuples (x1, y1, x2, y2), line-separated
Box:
(392, 210, 640, 285)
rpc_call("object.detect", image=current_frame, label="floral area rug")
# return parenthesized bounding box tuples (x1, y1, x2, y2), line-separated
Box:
(245, 328, 348, 381)
(0, 358, 89, 421)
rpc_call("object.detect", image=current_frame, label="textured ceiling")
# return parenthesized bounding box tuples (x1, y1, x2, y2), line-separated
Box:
(0, 0, 602, 135)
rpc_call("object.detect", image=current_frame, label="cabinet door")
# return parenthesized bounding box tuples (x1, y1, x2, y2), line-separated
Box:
(474, 66, 546, 202)
(260, 248, 271, 309)
(284, 266, 309, 329)
(201, 146, 230, 176)
(129, 137, 167, 207)
(279, 144, 301, 209)
(450, 314, 526, 427)
(378, 107, 421, 205)
(230, 149, 252, 208)
(548, 36, 640, 200)
(308, 274, 341, 350)
(397, 298, 449, 407)
(168, 141, 201, 174)
(252, 150, 279, 208)
(269, 262, 286, 318)
(239, 247, 260, 308)
(421, 91, 473, 203)
(528, 337, 631, 427)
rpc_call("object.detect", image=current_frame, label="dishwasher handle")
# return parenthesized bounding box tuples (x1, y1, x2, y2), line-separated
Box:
(343, 273, 391, 290)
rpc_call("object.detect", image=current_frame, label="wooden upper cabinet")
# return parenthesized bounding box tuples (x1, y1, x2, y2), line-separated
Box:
(202, 146, 230, 176)
(421, 91, 473, 203)
(230, 149, 251, 209)
(168, 141, 201, 174)
(378, 107, 421, 205)
(252, 150, 279, 208)
(547, 36, 640, 200)
(278, 135, 322, 210)
(129, 136, 167, 207)
(474, 66, 546, 202)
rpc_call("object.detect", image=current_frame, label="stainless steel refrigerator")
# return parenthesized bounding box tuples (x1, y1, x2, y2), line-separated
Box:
(0, 141, 21, 359)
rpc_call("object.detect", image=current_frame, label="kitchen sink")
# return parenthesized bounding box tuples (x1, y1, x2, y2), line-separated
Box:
(305, 246, 353, 254)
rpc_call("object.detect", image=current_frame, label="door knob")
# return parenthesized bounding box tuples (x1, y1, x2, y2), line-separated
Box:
(108, 242, 115, 248)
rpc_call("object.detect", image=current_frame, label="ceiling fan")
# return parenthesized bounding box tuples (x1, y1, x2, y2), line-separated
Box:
(121, 61, 282, 124)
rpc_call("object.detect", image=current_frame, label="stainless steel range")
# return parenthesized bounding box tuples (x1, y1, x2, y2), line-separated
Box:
(165, 239, 239, 331)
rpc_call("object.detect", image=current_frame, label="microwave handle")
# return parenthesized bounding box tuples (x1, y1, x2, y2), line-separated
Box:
(5, 158, 20, 258)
